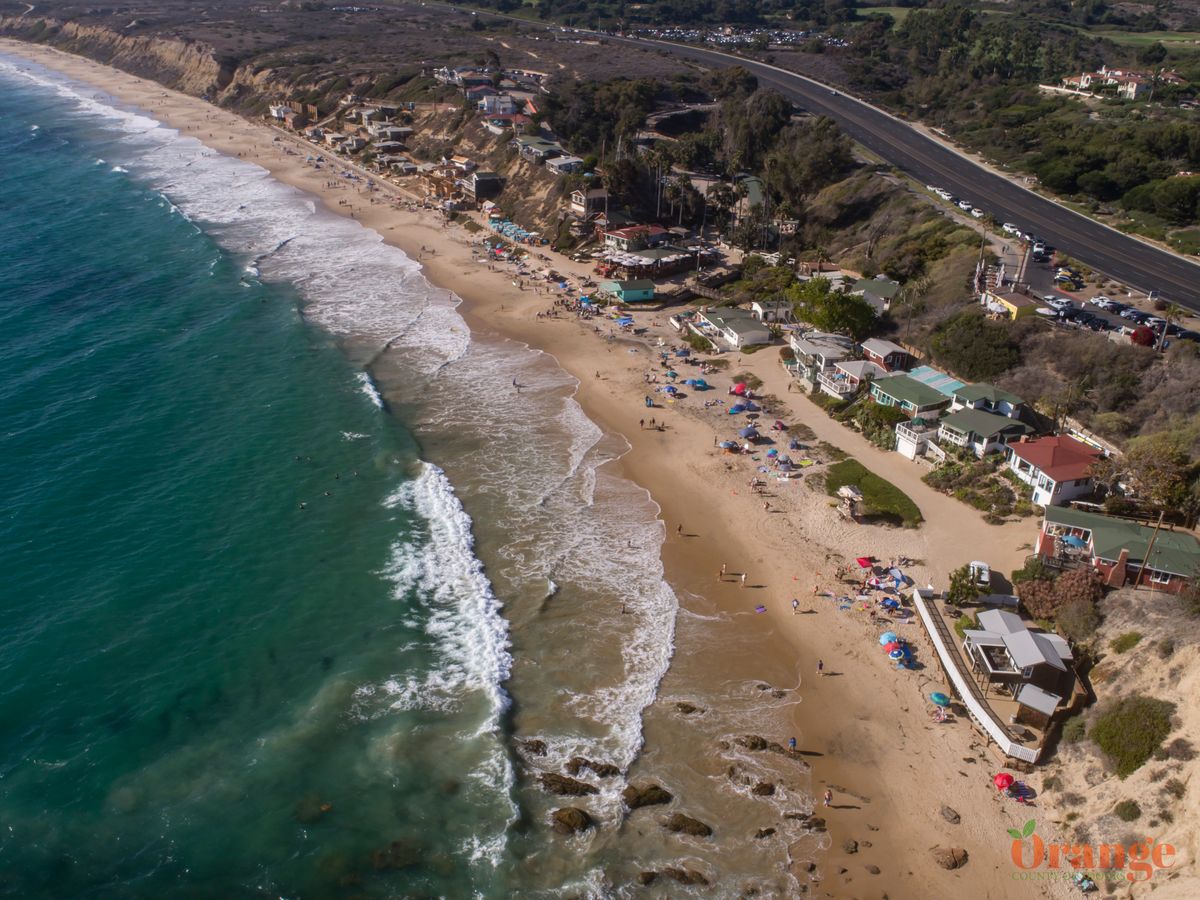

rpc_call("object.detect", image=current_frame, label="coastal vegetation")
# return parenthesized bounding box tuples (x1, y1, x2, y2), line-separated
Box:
(1090, 694, 1176, 778)
(823, 457, 922, 526)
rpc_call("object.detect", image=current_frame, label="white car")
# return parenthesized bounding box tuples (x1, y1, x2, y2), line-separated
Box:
(1088, 295, 1111, 309)
(1002, 223, 1020, 235)
(936, 189, 952, 200)
(970, 208, 984, 218)
(957, 200, 973, 211)
(1032, 241, 1046, 255)
(1043, 295, 1071, 310)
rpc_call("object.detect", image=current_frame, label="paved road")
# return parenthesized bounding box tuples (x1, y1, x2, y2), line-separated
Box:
(610, 36, 1200, 312)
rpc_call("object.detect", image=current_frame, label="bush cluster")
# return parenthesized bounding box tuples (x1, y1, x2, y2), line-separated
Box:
(1090, 696, 1176, 779)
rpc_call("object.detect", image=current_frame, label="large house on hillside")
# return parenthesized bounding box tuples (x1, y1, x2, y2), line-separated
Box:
(1006, 435, 1101, 507)
(1036, 506, 1200, 595)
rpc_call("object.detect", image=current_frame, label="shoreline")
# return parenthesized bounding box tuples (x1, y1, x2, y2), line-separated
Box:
(0, 38, 1050, 897)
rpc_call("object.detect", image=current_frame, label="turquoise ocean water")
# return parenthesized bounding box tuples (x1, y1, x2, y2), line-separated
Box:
(0, 62, 518, 897)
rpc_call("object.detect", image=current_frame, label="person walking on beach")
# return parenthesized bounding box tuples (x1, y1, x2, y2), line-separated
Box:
(741, 572, 747, 589)
(721, 563, 727, 578)
(788, 737, 797, 752)
(823, 788, 833, 807)
(817, 659, 824, 676)
(792, 598, 800, 615)
(677, 524, 683, 536)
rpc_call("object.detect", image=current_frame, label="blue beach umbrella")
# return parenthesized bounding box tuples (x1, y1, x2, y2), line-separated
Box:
(879, 632, 898, 645)
(739, 426, 758, 439)
(888, 649, 906, 660)
(930, 692, 951, 707)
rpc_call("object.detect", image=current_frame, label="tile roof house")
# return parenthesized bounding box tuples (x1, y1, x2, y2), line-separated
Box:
(859, 338, 912, 372)
(937, 408, 1033, 458)
(1036, 506, 1200, 595)
(1006, 435, 1101, 507)
(603, 224, 669, 252)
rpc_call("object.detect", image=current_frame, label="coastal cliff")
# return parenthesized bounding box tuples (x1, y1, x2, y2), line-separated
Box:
(0, 17, 231, 97)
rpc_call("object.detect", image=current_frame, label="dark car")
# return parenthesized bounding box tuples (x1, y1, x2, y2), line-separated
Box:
(1177, 329, 1200, 343)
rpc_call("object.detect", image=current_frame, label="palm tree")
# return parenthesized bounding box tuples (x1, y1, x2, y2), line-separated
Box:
(1159, 301, 1185, 350)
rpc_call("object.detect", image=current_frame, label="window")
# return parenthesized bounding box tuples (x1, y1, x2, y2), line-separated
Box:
(1149, 570, 1172, 585)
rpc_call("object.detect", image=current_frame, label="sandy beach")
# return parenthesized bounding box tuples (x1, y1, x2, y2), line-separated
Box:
(1, 38, 1061, 897)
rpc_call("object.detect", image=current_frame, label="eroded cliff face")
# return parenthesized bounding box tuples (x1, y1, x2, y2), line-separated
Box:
(0, 17, 231, 97)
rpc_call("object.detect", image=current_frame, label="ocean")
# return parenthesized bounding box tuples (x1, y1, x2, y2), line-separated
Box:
(0, 53, 815, 898)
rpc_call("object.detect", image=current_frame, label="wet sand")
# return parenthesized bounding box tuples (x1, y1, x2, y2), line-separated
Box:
(1, 38, 1057, 897)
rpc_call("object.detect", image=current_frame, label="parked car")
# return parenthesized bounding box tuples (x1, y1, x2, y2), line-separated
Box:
(970, 207, 985, 218)
(1088, 295, 1111, 309)
(1032, 241, 1046, 256)
(1178, 329, 1200, 343)
(957, 200, 973, 211)
(1145, 316, 1166, 329)
(1043, 295, 1072, 310)
(1002, 222, 1021, 235)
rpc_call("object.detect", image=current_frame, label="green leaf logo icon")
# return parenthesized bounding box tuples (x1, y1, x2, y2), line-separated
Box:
(1022, 820, 1036, 838)
(1007, 828, 1022, 839)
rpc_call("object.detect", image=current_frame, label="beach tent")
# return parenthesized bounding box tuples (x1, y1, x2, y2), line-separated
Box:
(662, 385, 677, 394)
(675, 349, 691, 357)
(882, 598, 900, 610)
(729, 404, 746, 414)
(856, 557, 874, 569)
(766, 448, 778, 458)
(719, 440, 738, 449)
(739, 426, 758, 438)
(732, 383, 747, 395)
(693, 379, 708, 390)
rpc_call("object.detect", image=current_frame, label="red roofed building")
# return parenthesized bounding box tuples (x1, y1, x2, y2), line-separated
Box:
(1006, 435, 1102, 507)
(603, 224, 669, 252)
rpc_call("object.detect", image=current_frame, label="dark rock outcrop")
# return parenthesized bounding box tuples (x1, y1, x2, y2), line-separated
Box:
(519, 739, 547, 757)
(736, 734, 769, 751)
(941, 805, 961, 825)
(662, 867, 709, 885)
(752, 781, 776, 796)
(675, 701, 703, 715)
(664, 813, 713, 837)
(564, 756, 620, 778)
(842, 839, 858, 854)
(539, 773, 598, 796)
(551, 807, 593, 835)
(637, 871, 658, 886)
(755, 827, 776, 839)
(622, 783, 672, 809)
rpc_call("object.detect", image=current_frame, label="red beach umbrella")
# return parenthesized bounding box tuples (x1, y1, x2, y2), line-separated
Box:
(856, 557, 873, 569)
(993, 773, 1015, 791)
(883, 641, 902, 653)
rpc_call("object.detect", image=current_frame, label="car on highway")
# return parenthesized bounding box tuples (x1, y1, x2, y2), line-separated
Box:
(1178, 329, 1200, 343)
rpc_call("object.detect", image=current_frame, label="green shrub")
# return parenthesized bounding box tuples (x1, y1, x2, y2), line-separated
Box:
(1162, 778, 1187, 800)
(1011, 557, 1052, 585)
(824, 458, 923, 527)
(685, 332, 713, 352)
(1057, 599, 1100, 642)
(1062, 715, 1086, 744)
(731, 372, 763, 390)
(953, 613, 977, 639)
(1091, 696, 1176, 778)
(1110, 631, 1143, 654)
(1114, 800, 1141, 822)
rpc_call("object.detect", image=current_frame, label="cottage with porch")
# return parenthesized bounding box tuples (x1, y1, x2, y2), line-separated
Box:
(695, 308, 772, 350)
(569, 188, 607, 218)
(869, 373, 953, 418)
(961, 609, 1075, 730)
(818, 359, 886, 400)
(603, 224, 669, 253)
(1036, 506, 1200, 595)
(850, 275, 902, 313)
(936, 408, 1032, 458)
(859, 338, 912, 372)
(788, 331, 856, 392)
(951, 383, 1025, 419)
(1006, 435, 1100, 507)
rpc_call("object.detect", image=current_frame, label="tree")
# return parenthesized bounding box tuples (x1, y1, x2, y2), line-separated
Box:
(1121, 431, 1197, 512)
(930, 312, 1021, 380)
(1018, 568, 1103, 620)
(946, 564, 982, 609)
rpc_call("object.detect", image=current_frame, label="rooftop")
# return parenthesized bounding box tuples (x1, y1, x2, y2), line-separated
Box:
(908, 365, 966, 397)
(939, 408, 1032, 440)
(601, 278, 656, 291)
(1009, 435, 1100, 482)
(988, 289, 1039, 309)
(872, 373, 951, 409)
(851, 276, 902, 299)
(860, 338, 908, 358)
(836, 359, 886, 380)
(791, 331, 855, 361)
(954, 383, 1024, 407)
(1044, 506, 1200, 577)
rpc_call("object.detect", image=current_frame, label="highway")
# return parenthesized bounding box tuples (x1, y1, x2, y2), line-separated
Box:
(610, 36, 1200, 312)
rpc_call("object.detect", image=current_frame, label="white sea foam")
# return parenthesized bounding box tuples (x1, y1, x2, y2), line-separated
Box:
(111, 165, 128, 173)
(355, 372, 384, 409)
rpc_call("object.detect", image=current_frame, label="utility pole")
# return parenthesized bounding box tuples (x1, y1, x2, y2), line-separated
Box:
(1138, 510, 1166, 591)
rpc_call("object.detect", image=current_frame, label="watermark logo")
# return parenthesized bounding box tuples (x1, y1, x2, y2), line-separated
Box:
(1007, 819, 1177, 883)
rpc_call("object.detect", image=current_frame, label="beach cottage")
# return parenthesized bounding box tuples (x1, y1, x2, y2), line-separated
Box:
(817, 359, 886, 400)
(788, 331, 856, 392)
(1006, 435, 1100, 507)
(859, 338, 912, 372)
(1035, 506, 1200, 594)
(869, 373, 952, 417)
(695, 308, 771, 350)
(936, 408, 1032, 458)
(599, 279, 655, 303)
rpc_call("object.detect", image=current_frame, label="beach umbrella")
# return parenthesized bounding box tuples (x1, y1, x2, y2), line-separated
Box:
(856, 557, 873, 569)
(667, 370, 678, 378)
(882, 598, 900, 610)
(879, 631, 898, 645)
(888, 649, 906, 660)
(744, 401, 760, 412)
(930, 692, 951, 707)
(1062, 535, 1087, 548)
(883, 641, 902, 653)
(766, 448, 779, 458)
(663, 385, 677, 394)
(993, 773, 1015, 791)
(694, 379, 708, 389)
(719, 440, 738, 449)
(739, 426, 758, 438)
(732, 383, 747, 395)
(729, 404, 746, 414)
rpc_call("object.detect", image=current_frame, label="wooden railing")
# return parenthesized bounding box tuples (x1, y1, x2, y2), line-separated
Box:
(913, 591, 1041, 764)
